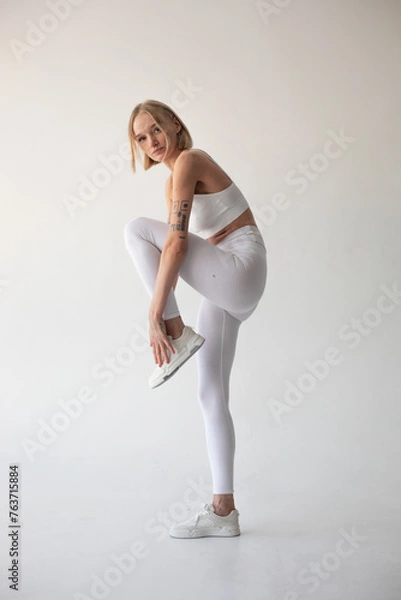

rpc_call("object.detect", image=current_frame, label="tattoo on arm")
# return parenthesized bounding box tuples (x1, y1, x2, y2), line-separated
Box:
(170, 200, 190, 239)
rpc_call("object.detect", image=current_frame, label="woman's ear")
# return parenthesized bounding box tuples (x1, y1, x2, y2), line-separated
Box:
(172, 117, 182, 134)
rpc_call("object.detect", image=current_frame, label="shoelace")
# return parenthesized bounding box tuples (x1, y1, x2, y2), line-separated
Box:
(193, 503, 214, 524)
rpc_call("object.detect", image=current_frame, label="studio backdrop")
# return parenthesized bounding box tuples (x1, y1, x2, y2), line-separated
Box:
(0, 0, 400, 599)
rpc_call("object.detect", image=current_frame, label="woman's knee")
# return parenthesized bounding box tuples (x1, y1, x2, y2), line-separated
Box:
(123, 216, 150, 243)
(198, 376, 229, 410)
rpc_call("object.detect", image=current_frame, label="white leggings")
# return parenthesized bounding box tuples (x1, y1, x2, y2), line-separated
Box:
(124, 217, 267, 494)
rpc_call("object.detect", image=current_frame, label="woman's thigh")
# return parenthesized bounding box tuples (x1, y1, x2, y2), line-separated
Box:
(132, 217, 267, 320)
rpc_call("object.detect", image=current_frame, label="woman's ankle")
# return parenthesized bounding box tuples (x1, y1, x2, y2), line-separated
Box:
(164, 316, 184, 339)
(212, 494, 236, 516)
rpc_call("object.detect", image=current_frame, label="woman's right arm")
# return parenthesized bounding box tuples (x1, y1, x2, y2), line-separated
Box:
(165, 178, 179, 291)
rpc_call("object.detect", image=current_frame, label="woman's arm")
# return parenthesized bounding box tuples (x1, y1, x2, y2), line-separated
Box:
(148, 152, 198, 365)
(165, 178, 180, 292)
(149, 243, 187, 321)
(172, 273, 179, 291)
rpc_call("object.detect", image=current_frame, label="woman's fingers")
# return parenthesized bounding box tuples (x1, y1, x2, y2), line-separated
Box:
(151, 336, 174, 366)
(165, 336, 175, 355)
(148, 318, 177, 366)
(153, 344, 161, 367)
(162, 344, 170, 364)
(149, 318, 179, 366)
(161, 336, 173, 364)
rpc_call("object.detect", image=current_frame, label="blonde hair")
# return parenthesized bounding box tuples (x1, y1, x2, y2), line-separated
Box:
(127, 99, 193, 173)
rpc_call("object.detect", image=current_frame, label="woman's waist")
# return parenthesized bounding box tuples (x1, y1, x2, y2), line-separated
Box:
(207, 208, 261, 245)
(214, 224, 267, 255)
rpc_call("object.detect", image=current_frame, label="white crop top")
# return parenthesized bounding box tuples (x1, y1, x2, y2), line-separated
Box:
(189, 180, 250, 239)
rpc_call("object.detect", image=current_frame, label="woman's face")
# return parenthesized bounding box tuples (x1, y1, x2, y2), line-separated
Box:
(133, 112, 177, 162)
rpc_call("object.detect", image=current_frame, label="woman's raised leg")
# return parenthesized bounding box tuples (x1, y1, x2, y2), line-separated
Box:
(123, 216, 266, 322)
(124, 217, 181, 321)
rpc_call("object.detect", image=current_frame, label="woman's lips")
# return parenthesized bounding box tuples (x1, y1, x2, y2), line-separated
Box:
(153, 148, 164, 156)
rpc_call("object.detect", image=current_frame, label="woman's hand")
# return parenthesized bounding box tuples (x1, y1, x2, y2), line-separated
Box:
(148, 313, 175, 367)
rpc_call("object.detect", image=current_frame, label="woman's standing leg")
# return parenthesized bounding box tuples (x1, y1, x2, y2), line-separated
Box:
(195, 298, 242, 515)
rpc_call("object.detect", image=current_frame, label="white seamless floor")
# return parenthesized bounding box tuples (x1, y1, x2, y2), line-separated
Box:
(1, 457, 400, 600)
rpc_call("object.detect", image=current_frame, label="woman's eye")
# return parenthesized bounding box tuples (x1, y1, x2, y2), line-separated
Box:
(137, 127, 160, 142)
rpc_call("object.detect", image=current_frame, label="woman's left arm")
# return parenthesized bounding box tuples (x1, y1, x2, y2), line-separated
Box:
(149, 152, 198, 366)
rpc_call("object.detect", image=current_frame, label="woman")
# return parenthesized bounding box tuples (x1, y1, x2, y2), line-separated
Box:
(124, 99, 267, 538)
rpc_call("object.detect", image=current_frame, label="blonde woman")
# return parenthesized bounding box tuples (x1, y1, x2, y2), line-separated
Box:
(124, 100, 267, 538)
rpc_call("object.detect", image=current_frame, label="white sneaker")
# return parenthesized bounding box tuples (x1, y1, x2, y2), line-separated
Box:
(148, 325, 205, 389)
(169, 503, 240, 538)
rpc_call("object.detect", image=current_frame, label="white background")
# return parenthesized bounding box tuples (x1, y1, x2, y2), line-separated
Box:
(1, 1, 400, 599)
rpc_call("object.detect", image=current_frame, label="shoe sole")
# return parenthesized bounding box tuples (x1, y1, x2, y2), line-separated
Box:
(169, 528, 240, 539)
(149, 334, 205, 389)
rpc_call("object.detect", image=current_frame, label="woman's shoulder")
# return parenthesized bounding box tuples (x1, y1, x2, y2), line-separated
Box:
(177, 148, 209, 165)
(184, 148, 210, 157)
(178, 148, 228, 176)
(172, 149, 232, 193)
(172, 149, 213, 181)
